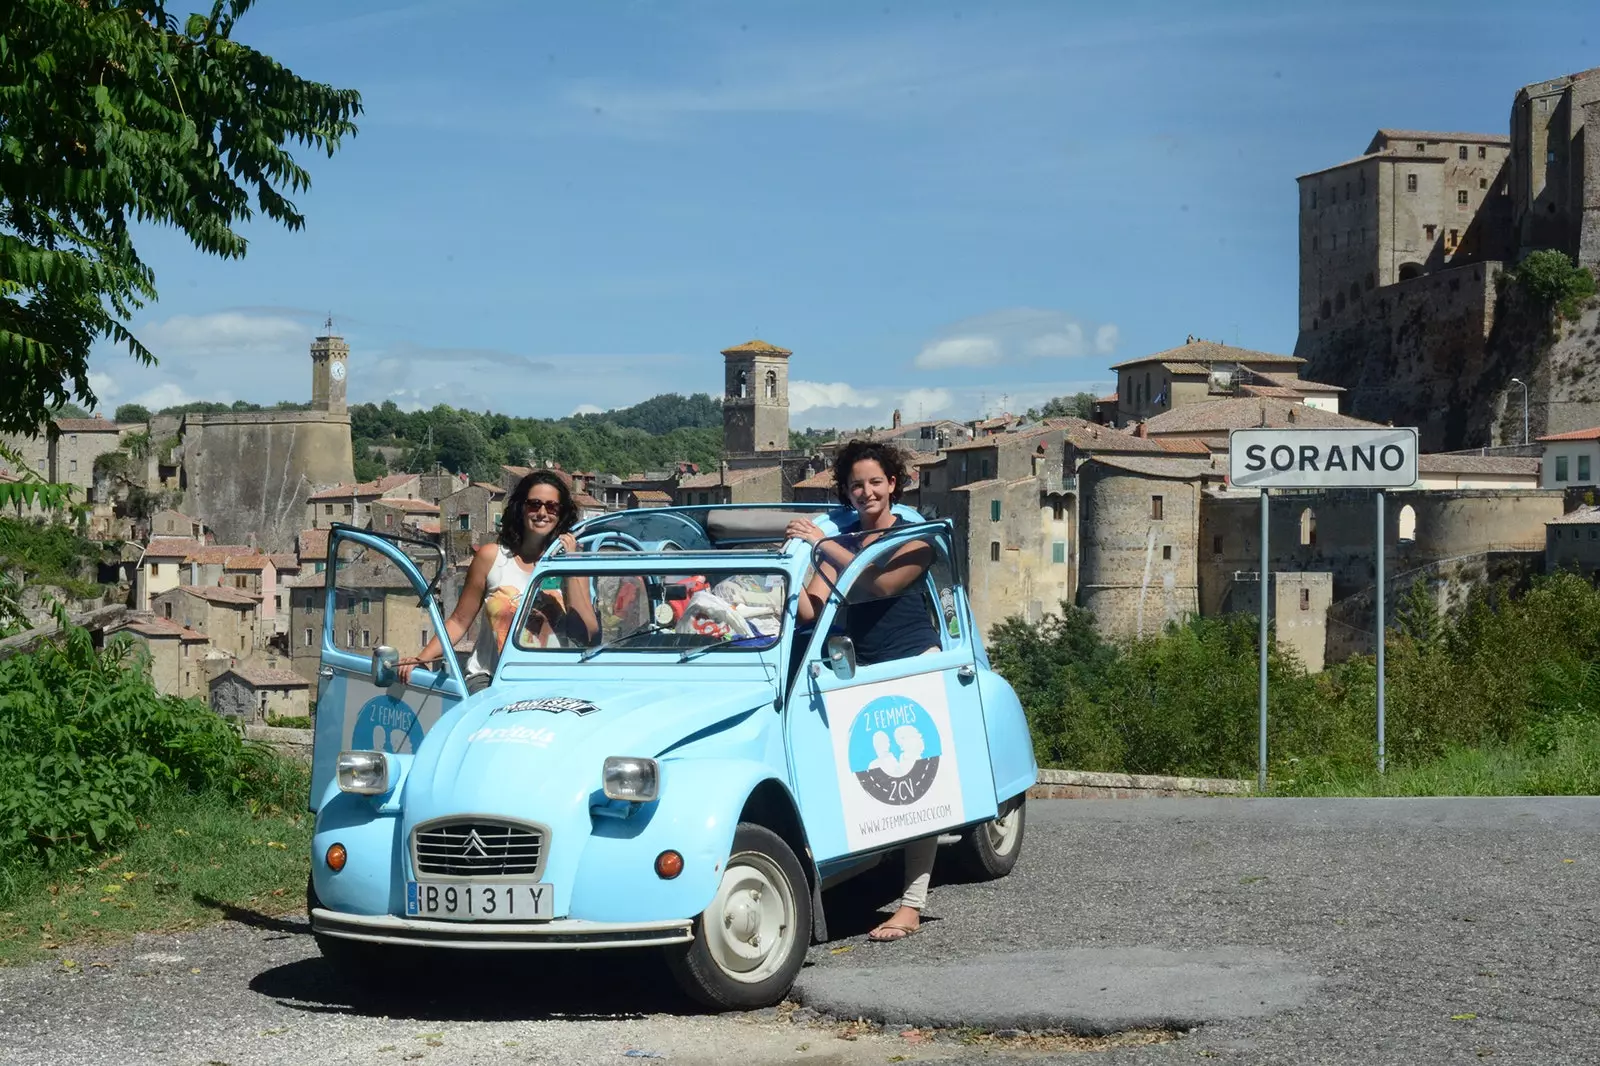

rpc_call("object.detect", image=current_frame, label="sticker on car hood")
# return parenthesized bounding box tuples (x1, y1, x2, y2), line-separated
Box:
(492, 696, 600, 717)
(466, 723, 556, 747)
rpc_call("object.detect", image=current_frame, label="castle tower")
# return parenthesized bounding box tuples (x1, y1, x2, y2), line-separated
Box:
(310, 331, 350, 414)
(721, 339, 791, 454)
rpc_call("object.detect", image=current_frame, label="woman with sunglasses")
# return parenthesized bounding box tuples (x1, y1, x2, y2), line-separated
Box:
(399, 471, 598, 692)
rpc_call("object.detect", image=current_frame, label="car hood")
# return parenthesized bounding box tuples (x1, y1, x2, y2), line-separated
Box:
(399, 676, 778, 826)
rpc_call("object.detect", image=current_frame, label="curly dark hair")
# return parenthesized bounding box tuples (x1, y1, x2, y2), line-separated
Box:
(831, 439, 911, 507)
(499, 470, 579, 552)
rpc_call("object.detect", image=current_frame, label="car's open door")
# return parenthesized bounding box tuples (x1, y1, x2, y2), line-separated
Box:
(785, 521, 997, 864)
(308, 525, 469, 811)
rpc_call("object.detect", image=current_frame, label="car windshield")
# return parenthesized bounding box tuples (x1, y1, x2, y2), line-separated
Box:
(511, 568, 789, 655)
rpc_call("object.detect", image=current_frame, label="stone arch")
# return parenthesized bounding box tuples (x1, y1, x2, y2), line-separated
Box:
(1398, 504, 1417, 543)
(1349, 282, 1362, 303)
(1299, 507, 1317, 547)
(764, 370, 777, 400)
(737, 369, 748, 399)
(1321, 298, 1333, 320)
(1397, 262, 1423, 282)
(1050, 494, 1066, 522)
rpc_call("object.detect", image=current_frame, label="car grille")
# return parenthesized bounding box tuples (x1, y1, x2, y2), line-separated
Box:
(411, 820, 547, 879)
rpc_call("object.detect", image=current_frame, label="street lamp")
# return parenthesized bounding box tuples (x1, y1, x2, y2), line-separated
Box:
(1510, 378, 1530, 446)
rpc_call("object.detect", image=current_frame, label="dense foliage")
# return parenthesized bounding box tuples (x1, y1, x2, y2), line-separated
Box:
(992, 573, 1600, 793)
(0, 626, 297, 869)
(1025, 392, 1099, 421)
(0, 0, 360, 437)
(0, 516, 107, 601)
(1509, 250, 1598, 320)
(346, 393, 731, 481)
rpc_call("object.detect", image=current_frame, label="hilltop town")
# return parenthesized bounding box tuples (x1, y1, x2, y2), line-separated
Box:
(3, 64, 1599, 723)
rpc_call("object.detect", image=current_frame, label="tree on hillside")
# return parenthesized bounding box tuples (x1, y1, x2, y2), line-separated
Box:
(1028, 392, 1099, 421)
(113, 403, 151, 424)
(0, 0, 360, 445)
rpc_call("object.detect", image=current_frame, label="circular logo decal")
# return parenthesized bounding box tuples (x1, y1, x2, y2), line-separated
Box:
(846, 695, 943, 806)
(353, 694, 422, 754)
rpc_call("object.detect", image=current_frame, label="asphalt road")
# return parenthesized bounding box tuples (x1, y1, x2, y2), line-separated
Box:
(1, 797, 1596, 1066)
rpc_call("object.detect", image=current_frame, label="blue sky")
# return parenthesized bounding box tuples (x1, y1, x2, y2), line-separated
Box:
(88, 0, 1598, 430)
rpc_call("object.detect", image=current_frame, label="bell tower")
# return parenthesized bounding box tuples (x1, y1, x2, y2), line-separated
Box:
(721, 339, 791, 455)
(310, 322, 349, 414)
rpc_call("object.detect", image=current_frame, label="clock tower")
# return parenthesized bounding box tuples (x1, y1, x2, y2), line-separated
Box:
(310, 328, 349, 414)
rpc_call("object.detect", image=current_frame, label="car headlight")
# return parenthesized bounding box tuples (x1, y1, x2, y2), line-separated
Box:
(336, 750, 391, 795)
(602, 756, 660, 802)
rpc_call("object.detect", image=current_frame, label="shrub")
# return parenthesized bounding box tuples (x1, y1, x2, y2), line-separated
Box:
(1511, 250, 1597, 319)
(0, 629, 289, 867)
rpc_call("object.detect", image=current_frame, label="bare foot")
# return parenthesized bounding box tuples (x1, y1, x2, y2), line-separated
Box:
(868, 905, 922, 942)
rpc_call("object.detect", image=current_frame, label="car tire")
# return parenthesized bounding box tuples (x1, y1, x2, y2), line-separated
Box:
(666, 822, 812, 1011)
(949, 795, 1026, 881)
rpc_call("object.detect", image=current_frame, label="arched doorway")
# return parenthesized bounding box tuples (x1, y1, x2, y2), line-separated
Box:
(1398, 504, 1417, 543)
(1299, 507, 1317, 547)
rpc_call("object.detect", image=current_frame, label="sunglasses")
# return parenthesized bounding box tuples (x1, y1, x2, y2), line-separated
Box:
(524, 499, 563, 515)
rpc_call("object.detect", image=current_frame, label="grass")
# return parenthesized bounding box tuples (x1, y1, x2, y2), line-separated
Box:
(0, 784, 312, 967)
(1270, 721, 1600, 798)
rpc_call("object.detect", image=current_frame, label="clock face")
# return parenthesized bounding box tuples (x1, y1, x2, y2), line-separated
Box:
(329, 360, 346, 382)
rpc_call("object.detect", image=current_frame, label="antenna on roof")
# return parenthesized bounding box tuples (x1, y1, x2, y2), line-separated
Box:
(324, 313, 334, 335)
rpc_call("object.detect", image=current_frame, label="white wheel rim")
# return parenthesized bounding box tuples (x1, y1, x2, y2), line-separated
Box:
(986, 804, 1022, 857)
(704, 851, 796, 984)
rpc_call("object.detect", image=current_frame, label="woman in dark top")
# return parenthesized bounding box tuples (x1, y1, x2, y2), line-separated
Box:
(786, 440, 940, 943)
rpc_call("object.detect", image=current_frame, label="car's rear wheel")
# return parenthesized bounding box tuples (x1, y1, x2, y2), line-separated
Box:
(666, 822, 811, 1010)
(949, 794, 1026, 881)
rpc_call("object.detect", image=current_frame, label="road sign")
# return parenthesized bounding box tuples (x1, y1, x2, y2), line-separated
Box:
(1228, 427, 1419, 490)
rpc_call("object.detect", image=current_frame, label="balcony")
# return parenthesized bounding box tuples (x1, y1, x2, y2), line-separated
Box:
(1039, 470, 1077, 495)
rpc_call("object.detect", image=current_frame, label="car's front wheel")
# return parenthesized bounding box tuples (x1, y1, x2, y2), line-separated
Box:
(666, 822, 812, 1010)
(949, 794, 1026, 880)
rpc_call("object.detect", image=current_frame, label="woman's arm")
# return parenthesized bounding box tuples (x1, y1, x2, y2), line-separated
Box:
(846, 539, 935, 601)
(398, 543, 496, 683)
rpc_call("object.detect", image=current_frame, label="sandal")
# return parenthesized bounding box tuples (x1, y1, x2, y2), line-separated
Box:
(868, 921, 920, 942)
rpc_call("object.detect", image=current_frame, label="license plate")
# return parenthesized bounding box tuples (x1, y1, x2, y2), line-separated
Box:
(405, 881, 554, 921)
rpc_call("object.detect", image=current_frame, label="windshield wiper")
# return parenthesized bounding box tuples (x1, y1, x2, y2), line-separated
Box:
(679, 634, 769, 663)
(577, 622, 675, 662)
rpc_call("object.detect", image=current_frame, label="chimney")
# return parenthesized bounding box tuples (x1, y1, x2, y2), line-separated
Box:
(1135, 421, 1148, 438)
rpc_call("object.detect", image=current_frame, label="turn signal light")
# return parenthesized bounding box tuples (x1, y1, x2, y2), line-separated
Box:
(655, 850, 684, 879)
(326, 843, 348, 872)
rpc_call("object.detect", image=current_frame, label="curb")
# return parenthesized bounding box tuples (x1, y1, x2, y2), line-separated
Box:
(1028, 767, 1254, 800)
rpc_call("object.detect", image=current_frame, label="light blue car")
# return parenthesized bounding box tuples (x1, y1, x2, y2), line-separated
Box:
(307, 503, 1036, 1008)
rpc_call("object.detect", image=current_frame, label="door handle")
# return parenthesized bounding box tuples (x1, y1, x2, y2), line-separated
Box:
(957, 665, 976, 682)
(318, 666, 335, 679)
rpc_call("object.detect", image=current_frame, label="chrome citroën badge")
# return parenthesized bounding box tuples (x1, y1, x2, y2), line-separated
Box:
(461, 830, 490, 860)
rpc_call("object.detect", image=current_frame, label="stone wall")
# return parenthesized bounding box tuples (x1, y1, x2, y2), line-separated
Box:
(180, 410, 353, 552)
(1078, 467, 1200, 638)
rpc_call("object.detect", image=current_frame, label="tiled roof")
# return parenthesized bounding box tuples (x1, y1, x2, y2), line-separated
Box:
(1096, 393, 1117, 404)
(1373, 129, 1510, 146)
(942, 424, 1060, 452)
(1086, 455, 1221, 480)
(1538, 426, 1600, 442)
(1161, 361, 1215, 376)
(298, 529, 330, 560)
(1417, 455, 1540, 475)
(1061, 425, 1169, 454)
(376, 497, 441, 514)
(720, 339, 792, 357)
(1254, 371, 1345, 393)
(1297, 152, 1385, 180)
(630, 489, 673, 503)
(503, 465, 575, 489)
(1238, 384, 1308, 399)
(117, 617, 206, 641)
(216, 665, 309, 689)
(950, 478, 1006, 492)
(1139, 398, 1381, 435)
(143, 537, 204, 558)
(266, 553, 300, 570)
(1111, 341, 1304, 372)
(223, 553, 273, 570)
(185, 544, 254, 566)
(471, 481, 508, 497)
(161, 585, 258, 607)
(53, 417, 120, 433)
(1550, 506, 1600, 525)
(1154, 438, 1213, 455)
(573, 493, 604, 509)
(411, 519, 441, 535)
(306, 473, 418, 502)
(793, 468, 919, 492)
(678, 467, 772, 489)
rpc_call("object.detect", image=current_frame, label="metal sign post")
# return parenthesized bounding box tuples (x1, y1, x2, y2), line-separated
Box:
(1258, 488, 1269, 792)
(1229, 427, 1418, 790)
(1376, 490, 1386, 774)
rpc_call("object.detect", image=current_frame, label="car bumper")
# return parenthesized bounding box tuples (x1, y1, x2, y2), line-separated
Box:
(310, 908, 694, 950)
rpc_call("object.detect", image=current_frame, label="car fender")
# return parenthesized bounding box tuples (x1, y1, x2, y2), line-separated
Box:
(567, 759, 801, 924)
(977, 670, 1038, 802)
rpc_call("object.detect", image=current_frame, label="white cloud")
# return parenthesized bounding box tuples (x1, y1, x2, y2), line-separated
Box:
(132, 382, 205, 410)
(1094, 324, 1120, 355)
(789, 380, 880, 413)
(913, 337, 1003, 371)
(139, 311, 306, 357)
(87, 372, 120, 403)
(897, 387, 953, 419)
(569, 403, 604, 416)
(913, 308, 1118, 372)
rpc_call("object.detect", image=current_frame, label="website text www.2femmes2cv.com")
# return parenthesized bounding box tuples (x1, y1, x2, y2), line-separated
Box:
(857, 804, 953, 838)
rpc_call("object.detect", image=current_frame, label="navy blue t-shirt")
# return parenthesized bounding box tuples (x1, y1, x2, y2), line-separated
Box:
(838, 516, 939, 665)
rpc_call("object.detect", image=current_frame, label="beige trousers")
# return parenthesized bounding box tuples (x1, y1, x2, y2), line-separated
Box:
(897, 835, 938, 910)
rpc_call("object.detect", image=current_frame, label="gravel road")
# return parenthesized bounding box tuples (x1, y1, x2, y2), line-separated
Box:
(1, 797, 1596, 1066)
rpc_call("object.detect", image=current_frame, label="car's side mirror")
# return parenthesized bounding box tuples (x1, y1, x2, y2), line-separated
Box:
(825, 635, 856, 681)
(372, 645, 399, 687)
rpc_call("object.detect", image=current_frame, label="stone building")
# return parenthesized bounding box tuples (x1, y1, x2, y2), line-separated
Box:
(1297, 130, 1513, 334)
(1536, 425, 1600, 489)
(1510, 68, 1600, 266)
(305, 473, 421, 530)
(209, 665, 311, 722)
(1546, 506, 1600, 578)
(135, 536, 202, 611)
(714, 339, 815, 502)
(48, 417, 127, 498)
(1109, 341, 1343, 426)
(179, 332, 355, 552)
(370, 497, 441, 536)
(1416, 454, 1540, 490)
(1137, 396, 1381, 441)
(151, 585, 260, 657)
(675, 465, 782, 505)
(113, 616, 210, 699)
(627, 488, 673, 509)
(151, 509, 205, 539)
